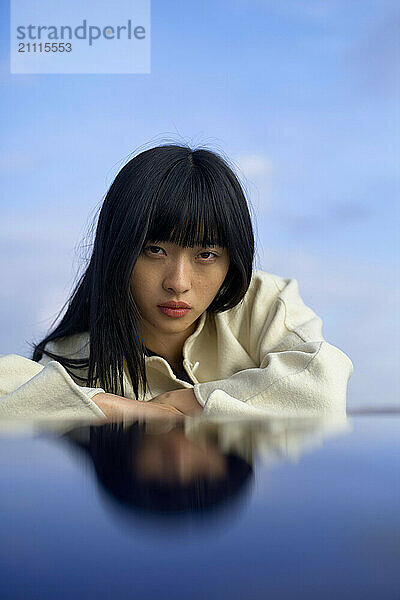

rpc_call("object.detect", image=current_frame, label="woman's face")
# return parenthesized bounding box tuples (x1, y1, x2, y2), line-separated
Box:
(130, 240, 230, 344)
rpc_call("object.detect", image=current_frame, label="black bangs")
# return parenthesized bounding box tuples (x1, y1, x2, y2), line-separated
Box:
(145, 157, 229, 249)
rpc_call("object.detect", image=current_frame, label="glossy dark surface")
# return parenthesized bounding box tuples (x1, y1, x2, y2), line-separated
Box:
(0, 414, 399, 599)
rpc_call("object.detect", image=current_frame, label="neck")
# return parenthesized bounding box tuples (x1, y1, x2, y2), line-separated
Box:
(141, 320, 198, 370)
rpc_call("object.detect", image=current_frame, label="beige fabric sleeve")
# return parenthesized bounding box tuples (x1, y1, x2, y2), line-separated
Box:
(193, 277, 353, 418)
(0, 353, 106, 420)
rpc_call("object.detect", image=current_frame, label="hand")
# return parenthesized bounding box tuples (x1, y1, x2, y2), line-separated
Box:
(91, 392, 185, 421)
(149, 388, 203, 416)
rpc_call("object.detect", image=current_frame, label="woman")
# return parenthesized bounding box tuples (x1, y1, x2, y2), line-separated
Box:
(0, 144, 353, 421)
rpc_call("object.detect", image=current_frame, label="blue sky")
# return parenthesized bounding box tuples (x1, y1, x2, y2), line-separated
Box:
(0, 0, 399, 407)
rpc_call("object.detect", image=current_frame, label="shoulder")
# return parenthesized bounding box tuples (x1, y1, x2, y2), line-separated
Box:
(246, 269, 291, 297)
(243, 269, 312, 312)
(231, 269, 295, 316)
(213, 270, 290, 339)
(242, 269, 319, 325)
(217, 269, 310, 336)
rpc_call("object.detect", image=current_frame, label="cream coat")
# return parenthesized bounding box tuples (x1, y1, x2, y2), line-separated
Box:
(0, 270, 353, 420)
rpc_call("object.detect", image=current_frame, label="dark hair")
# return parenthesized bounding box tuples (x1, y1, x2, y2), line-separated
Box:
(32, 144, 254, 398)
(87, 422, 253, 515)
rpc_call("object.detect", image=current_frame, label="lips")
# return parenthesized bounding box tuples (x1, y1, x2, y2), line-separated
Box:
(157, 302, 191, 319)
(157, 301, 191, 309)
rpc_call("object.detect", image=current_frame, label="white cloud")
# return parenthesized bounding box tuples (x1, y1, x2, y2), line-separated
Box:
(236, 154, 275, 178)
(0, 211, 90, 354)
(234, 153, 276, 217)
(258, 245, 399, 408)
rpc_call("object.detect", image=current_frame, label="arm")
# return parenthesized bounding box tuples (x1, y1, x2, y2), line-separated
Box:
(0, 354, 185, 421)
(37, 346, 187, 420)
(149, 388, 203, 416)
(192, 275, 353, 417)
(91, 392, 185, 420)
(0, 353, 107, 420)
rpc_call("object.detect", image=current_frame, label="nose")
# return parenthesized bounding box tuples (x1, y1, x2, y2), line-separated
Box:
(162, 258, 192, 295)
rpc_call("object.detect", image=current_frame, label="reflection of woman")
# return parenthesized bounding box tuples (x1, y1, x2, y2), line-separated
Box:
(0, 144, 353, 419)
(75, 422, 253, 514)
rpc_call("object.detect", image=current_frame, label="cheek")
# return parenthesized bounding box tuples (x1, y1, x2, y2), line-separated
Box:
(213, 261, 230, 289)
(198, 269, 228, 302)
(130, 270, 150, 308)
(130, 263, 157, 296)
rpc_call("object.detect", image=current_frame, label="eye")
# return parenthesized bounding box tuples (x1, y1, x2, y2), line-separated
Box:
(197, 251, 218, 261)
(144, 245, 165, 256)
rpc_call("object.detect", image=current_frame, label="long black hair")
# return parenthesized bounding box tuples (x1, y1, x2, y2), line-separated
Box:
(32, 144, 255, 398)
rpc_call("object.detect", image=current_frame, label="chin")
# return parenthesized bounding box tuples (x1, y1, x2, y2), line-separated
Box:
(164, 319, 193, 329)
(158, 317, 196, 331)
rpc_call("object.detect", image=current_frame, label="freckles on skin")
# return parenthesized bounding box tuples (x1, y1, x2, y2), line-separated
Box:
(129, 244, 230, 335)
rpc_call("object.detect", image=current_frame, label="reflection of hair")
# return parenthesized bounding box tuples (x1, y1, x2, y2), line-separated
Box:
(87, 423, 253, 515)
(32, 144, 255, 399)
